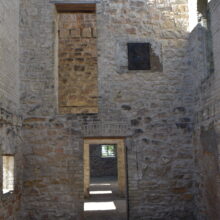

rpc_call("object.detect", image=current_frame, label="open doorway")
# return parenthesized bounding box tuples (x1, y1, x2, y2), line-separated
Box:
(90, 144, 118, 189)
(83, 138, 128, 220)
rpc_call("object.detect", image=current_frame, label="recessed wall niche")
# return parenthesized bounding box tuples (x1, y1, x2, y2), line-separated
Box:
(56, 3, 98, 114)
(116, 40, 163, 73)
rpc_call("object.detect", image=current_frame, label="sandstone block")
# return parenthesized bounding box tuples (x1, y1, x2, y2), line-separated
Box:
(59, 29, 70, 38)
(71, 28, 81, 38)
(82, 28, 92, 38)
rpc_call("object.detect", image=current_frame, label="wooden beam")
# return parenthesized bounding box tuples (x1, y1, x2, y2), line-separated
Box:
(55, 3, 96, 12)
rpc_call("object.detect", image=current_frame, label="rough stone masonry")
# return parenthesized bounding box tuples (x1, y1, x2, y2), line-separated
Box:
(0, 0, 23, 219)
(0, 0, 220, 219)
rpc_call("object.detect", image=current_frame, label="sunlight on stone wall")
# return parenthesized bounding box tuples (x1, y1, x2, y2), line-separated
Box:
(58, 13, 98, 114)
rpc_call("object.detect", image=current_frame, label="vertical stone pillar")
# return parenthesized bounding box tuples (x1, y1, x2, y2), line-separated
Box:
(84, 142, 90, 197)
(117, 140, 126, 197)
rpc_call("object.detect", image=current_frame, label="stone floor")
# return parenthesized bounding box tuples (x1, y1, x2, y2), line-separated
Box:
(84, 177, 127, 220)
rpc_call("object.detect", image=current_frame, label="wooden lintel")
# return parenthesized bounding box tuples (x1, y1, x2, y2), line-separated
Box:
(55, 3, 96, 12)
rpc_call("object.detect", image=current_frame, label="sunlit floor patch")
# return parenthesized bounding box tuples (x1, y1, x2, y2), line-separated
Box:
(3, 189, 11, 194)
(90, 183, 111, 186)
(84, 201, 116, 211)
(90, 190, 112, 195)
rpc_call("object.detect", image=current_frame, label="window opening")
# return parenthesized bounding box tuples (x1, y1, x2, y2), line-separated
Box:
(128, 43, 151, 70)
(101, 145, 116, 158)
(2, 155, 14, 194)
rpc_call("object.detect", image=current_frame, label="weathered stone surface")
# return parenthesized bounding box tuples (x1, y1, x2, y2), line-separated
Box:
(0, 0, 20, 113)
(0, 0, 215, 219)
(21, 116, 83, 219)
(58, 13, 98, 114)
(0, 0, 23, 219)
(190, 1, 220, 219)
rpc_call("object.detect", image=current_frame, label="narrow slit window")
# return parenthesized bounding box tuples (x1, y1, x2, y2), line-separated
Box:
(2, 156, 14, 194)
(101, 145, 116, 158)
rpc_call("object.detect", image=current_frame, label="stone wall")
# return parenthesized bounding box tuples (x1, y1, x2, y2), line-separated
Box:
(189, 0, 220, 219)
(20, 116, 83, 219)
(0, 0, 20, 112)
(0, 124, 23, 220)
(19, 0, 56, 117)
(3, 0, 220, 219)
(90, 144, 117, 178)
(20, 0, 195, 219)
(97, 0, 194, 219)
(0, 0, 23, 219)
(58, 12, 98, 114)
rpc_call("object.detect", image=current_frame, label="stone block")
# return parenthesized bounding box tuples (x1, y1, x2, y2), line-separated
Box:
(82, 28, 92, 38)
(71, 28, 81, 38)
(59, 29, 70, 38)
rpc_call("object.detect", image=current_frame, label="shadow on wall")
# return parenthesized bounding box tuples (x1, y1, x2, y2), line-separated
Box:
(199, 123, 219, 219)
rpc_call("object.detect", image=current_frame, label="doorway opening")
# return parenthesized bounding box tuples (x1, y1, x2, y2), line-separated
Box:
(83, 138, 128, 220)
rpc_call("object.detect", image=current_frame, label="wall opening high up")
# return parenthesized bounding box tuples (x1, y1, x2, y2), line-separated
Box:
(57, 9, 98, 114)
